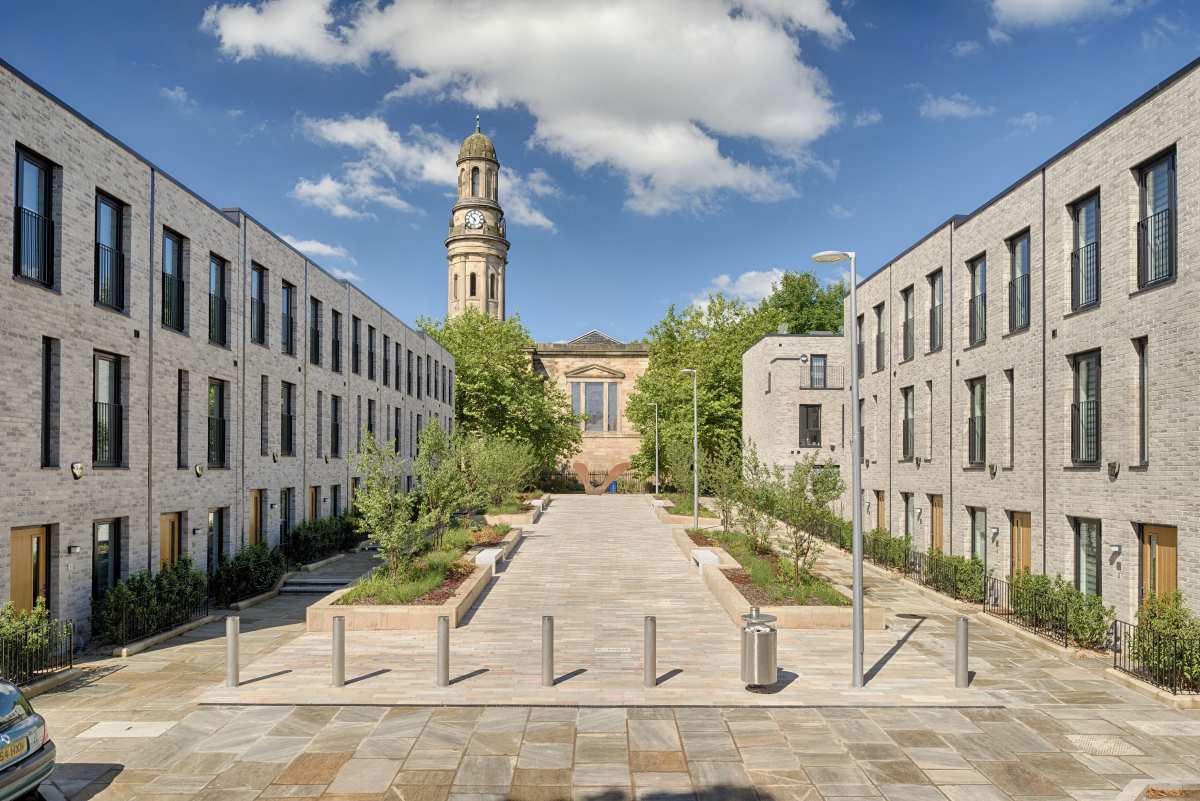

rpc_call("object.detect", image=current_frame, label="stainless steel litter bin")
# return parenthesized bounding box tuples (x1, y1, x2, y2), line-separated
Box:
(740, 607, 778, 687)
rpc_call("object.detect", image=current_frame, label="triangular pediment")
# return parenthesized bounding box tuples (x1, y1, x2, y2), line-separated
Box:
(568, 329, 623, 346)
(564, 363, 626, 379)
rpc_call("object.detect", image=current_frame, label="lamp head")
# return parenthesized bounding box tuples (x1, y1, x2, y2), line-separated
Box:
(680, 368, 696, 375)
(812, 250, 853, 264)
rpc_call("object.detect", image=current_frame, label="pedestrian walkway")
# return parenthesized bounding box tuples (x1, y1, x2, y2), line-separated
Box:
(199, 495, 986, 706)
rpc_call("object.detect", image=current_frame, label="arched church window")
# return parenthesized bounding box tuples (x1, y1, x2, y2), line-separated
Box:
(469, 273, 477, 297)
(471, 167, 480, 197)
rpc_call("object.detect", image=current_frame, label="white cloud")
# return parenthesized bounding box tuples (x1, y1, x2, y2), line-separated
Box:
(327, 266, 364, 282)
(227, 107, 244, 117)
(1008, 111, 1051, 135)
(853, 109, 882, 128)
(989, 0, 1141, 28)
(918, 93, 995, 120)
(1141, 15, 1183, 49)
(693, 268, 784, 307)
(281, 234, 357, 264)
(296, 114, 556, 228)
(160, 85, 196, 108)
(987, 26, 1013, 44)
(829, 203, 854, 219)
(201, 0, 847, 215)
(950, 40, 982, 57)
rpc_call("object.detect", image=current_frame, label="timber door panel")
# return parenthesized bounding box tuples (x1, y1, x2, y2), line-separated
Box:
(1141, 524, 1178, 600)
(10, 527, 48, 612)
(875, 490, 886, 531)
(249, 490, 262, 546)
(1010, 512, 1032, 575)
(930, 495, 944, 553)
(159, 513, 181, 568)
(308, 487, 319, 521)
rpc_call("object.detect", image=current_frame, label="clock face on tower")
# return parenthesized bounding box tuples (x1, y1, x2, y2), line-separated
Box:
(464, 209, 485, 229)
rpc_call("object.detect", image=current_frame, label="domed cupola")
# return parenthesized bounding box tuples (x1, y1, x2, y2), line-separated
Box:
(458, 116, 497, 163)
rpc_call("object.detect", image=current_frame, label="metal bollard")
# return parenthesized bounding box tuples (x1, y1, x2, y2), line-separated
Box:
(332, 616, 345, 688)
(955, 616, 969, 688)
(644, 616, 657, 688)
(225, 615, 240, 688)
(436, 615, 450, 687)
(541, 615, 554, 687)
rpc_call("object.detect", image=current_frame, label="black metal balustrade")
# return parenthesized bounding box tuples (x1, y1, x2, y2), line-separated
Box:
(281, 314, 295, 355)
(1071, 241, 1099, 309)
(14, 206, 54, 286)
(93, 401, 123, 466)
(1138, 206, 1174, 288)
(332, 336, 342, 372)
(810, 362, 826, 389)
(969, 292, 986, 345)
(1009, 273, 1030, 331)
(983, 576, 1069, 647)
(208, 293, 227, 346)
(0, 621, 73, 686)
(331, 417, 341, 458)
(250, 299, 266, 344)
(352, 343, 361, 374)
(1071, 400, 1098, 464)
(902, 417, 914, 461)
(310, 323, 322, 365)
(1113, 619, 1200, 695)
(902, 318, 914, 361)
(281, 412, 295, 456)
(161, 272, 185, 331)
(968, 415, 985, 466)
(207, 416, 226, 467)
(928, 304, 942, 351)
(95, 243, 124, 309)
(113, 591, 209, 647)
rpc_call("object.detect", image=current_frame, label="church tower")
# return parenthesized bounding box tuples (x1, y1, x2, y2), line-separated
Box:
(446, 116, 508, 320)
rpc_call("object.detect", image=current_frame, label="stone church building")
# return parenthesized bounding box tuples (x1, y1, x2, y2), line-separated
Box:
(445, 122, 649, 488)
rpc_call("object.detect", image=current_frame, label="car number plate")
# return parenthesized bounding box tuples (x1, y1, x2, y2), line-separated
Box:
(0, 737, 27, 762)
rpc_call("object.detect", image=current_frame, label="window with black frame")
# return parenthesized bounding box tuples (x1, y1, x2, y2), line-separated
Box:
(901, 288, 914, 361)
(207, 509, 225, 577)
(250, 265, 267, 345)
(93, 519, 120, 598)
(810, 354, 827, 389)
(1071, 350, 1100, 464)
(94, 352, 123, 467)
(928, 270, 943, 352)
(1008, 231, 1030, 332)
(799, 404, 821, 448)
(208, 378, 227, 467)
(967, 377, 986, 466)
(209, 256, 227, 346)
(281, 281, 295, 355)
(1071, 193, 1100, 309)
(162, 230, 185, 332)
(96, 193, 124, 309)
(15, 148, 54, 286)
(901, 387, 914, 460)
(968, 255, 986, 345)
(1138, 151, 1175, 288)
(1073, 518, 1101, 596)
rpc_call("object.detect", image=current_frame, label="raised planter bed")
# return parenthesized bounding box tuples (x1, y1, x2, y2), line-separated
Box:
(485, 504, 541, 526)
(305, 528, 523, 632)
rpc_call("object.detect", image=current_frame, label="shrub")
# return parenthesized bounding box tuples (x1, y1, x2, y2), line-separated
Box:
(922, 548, 986, 602)
(472, 525, 509, 546)
(0, 599, 54, 655)
(462, 435, 540, 509)
(209, 544, 285, 607)
(1007, 571, 1114, 649)
(442, 527, 475, 552)
(281, 515, 361, 565)
(1133, 592, 1200, 690)
(92, 557, 208, 642)
(1068, 592, 1115, 649)
(865, 528, 910, 570)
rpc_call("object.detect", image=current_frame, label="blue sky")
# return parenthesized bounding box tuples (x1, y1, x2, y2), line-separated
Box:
(2, 0, 1196, 343)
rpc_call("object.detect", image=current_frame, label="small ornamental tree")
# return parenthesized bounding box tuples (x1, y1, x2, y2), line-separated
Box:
(771, 454, 845, 581)
(663, 436, 694, 499)
(412, 421, 468, 548)
(354, 432, 421, 571)
(463, 434, 540, 509)
(704, 437, 742, 533)
(737, 441, 774, 552)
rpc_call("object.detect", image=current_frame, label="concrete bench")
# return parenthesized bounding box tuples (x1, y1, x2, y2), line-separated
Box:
(692, 548, 720, 575)
(474, 547, 504, 568)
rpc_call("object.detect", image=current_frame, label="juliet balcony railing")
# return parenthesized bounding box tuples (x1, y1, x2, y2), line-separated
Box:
(1138, 207, 1174, 288)
(1071, 241, 1099, 310)
(902, 417, 914, 461)
(95, 243, 124, 310)
(280, 412, 295, 457)
(207, 416, 227, 468)
(969, 292, 986, 346)
(332, 335, 342, 372)
(799, 364, 843, 389)
(1071, 400, 1098, 464)
(93, 401, 123, 467)
(14, 206, 53, 286)
(208, 293, 227, 347)
(310, 323, 322, 366)
(968, 415, 985, 466)
(162, 272, 184, 332)
(902, 318, 914, 361)
(250, 298, 266, 345)
(1008, 273, 1030, 332)
(928, 303, 943, 352)
(281, 314, 295, 356)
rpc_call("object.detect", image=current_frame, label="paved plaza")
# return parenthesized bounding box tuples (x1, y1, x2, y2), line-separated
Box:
(30, 494, 1200, 800)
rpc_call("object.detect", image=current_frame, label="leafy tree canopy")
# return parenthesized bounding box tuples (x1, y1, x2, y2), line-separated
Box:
(420, 309, 581, 471)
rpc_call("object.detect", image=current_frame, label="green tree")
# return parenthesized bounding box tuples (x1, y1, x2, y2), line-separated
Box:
(704, 437, 742, 533)
(460, 433, 540, 508)
(421, 309, 580, 471)
(412, 422, 468, 548)
(770, 454, 846, 580)
(354, 432, 421, 571)
(758, 271, 846, 336)
(737, 441, 775, 552)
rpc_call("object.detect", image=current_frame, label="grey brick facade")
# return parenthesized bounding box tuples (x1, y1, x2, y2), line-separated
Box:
(744, 57, 1200, 620)
(0, 59, 454, 639)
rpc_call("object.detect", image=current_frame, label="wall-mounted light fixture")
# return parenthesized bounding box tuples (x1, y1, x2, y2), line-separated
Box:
(988, 463, 998, 479)
(70, 462, 84, 480)
(990, 526, 999, 538)
(192, 528, 201, 537)
(194, 464, 205, 478)
(1108, 461, 1120, 479)
(915, 456, 922, 468)
(916, 508, 923, 523)
(1110, 543, 1122, 556)
(66, 545, 81, 555)
(272, 453, 278, 463)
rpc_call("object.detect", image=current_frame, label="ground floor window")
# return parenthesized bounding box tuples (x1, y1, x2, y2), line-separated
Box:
(902, 493, 913, 538)
(207, 509, 225, 577)
(970, 507, 987, 566)
(1073, 518, 1101, 596)
(93, 519, 119, 598)
(331, 484, 341, 517)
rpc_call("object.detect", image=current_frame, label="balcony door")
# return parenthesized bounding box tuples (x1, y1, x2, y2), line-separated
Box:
(159, 513, 182, 569)
(1010, 511, 1031, 575)
(10, 526, 48, 612)
(1140, 524, 1178, 602)
(929, 495, 944, 553)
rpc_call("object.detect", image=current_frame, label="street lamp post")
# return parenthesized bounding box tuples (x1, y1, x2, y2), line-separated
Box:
(652, 402, 660, 495)
(680, 368, 699, 531)
(812, 249, 863, 689)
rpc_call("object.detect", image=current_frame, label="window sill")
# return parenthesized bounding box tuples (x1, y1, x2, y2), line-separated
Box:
(1131, 273, 1176, 297)
(962, 340, 987, 352)
(95, 301, 130, 317)
(1128, 462, 1149, 472)
(11, 273, 59, 294)
(92, 464, 129, 471)
(1063, 462, 1102, 471)
(1002, 325, 1030, 340)
(899, 357, 914, 365)
(1063, 302, 1100, 320)
(209, 340, 232, 351)
(961, 464, 985, 472)
(926, 346, 943, 356)
(160, 324, 189, 338)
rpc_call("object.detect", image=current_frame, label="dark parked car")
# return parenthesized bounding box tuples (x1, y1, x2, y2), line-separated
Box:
(0, 682, 53, 800)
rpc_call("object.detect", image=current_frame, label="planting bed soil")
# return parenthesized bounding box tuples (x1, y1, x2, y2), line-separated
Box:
(409, 570, 471, 605)
(688, 531, 718, 547)
(725, 568, 842, 607)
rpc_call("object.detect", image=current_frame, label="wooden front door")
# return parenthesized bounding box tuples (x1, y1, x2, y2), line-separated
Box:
(875, 490, 886, 531)
(159, 513, 181, 568)
(10, 527, 48, 612)
(308, 487, 319, 521)
(1010, 511, 1032, 575)
(1141, 524, 1178, 601)
(249, 490, 262, 546)
(930, 495, 944, 553)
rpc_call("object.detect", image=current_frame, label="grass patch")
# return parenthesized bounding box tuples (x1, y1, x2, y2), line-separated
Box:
(337, 526, 476, 606)
(690, 527, 849, 607)
(486, 497, 530, 515)
(657, 493, 710, 518)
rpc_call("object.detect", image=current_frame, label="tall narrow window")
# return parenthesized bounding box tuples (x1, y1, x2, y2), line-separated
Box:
(1071, 350, 1100, 465)
(41, 337, 59, 468)
(281, 281, 295, 355)
(368, 399, 376, 439)
(471, 167, 480, 196)
(1136, 337, 1149, 465)
(259, 375, 269, 456)
(281, 382, 295, 457)
(902, 494, 913, 538)
(1071, 193, 1100, 309)
(331, 310, 343, 372)
(352, 316, 361, 374)
(356, 396, 362, 453)
(280, 488, 294, 539)
(584, 383, 603, 432)
(309, 297, 322, 365)
(426, 355, 432, 397)
(807, 354, 826, 389)
(331, 485, 341, 517)
(1074, 518, 1101, 597)
(901, 387, 914, 461)
(571, 382, 581, 416)
(901, 288, 914, 361)
(434, 360, 440, 401)
(209, 255, 227, 346)
(968, 255, 986, 345)
(250, 264, 267, 345)
(469, 273, 477, 297)
(95, 193, 124, 310)
(15, 148, 53, 286)
(162, 230, 185, 332)
(331, 395, 342, 458)
(383, 335, 391, 386)
(406, 349, 414, 395)
(970, 507, 987, 566)
(873, 304, 885, 371)
(855, 314, 865, 379)
(928, 270, 943, 352)
(1005, 369, 1014, 469)
(93, 519, 120, 597)
(1008, 231, 1030, 332)
(316, 391, 324, 458)
(417, 355, 423, 400)
(1138, 151, 1175, 288)
(208, 378, 229, 468)
(394, 407, 401, 453)
(94, 352, 123, 467)
(206, 509, 225, 577)
(368, 326, 377, 381)
(396, 343, 403, 391)
(967, 377, 986, 466)
(176, 374, 188, 472)
(799, 404, 821, 447)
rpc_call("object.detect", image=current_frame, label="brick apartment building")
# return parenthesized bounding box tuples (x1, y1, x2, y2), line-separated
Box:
(744, 56, 1200, 620)
(0, 59, 454, 636)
